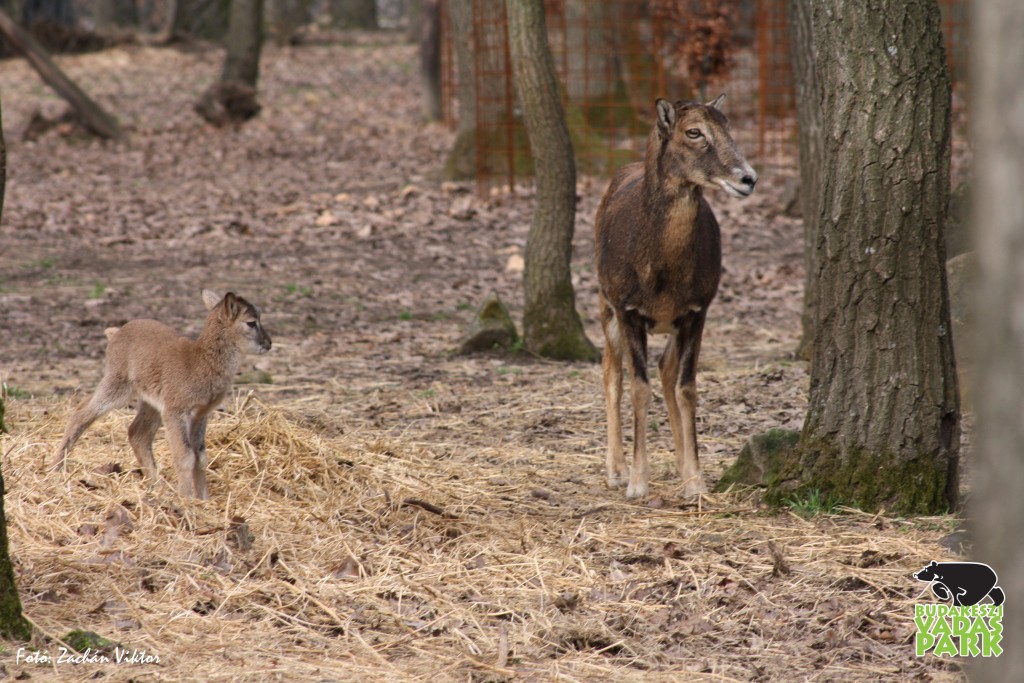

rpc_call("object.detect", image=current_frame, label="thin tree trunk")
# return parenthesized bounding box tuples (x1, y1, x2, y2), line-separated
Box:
(195, 0, 263, 125)
(787, 0, 820, 360)
(330, 0, 377, 29)
(971, 0, 1024, 680)
(221, 0, 263, 87)
(95, 0, 137, 34)
(0, 97, 30, 642)
(418, 0, 441, 121)
(0, 9, 123, 139)
(772, 0, 958, 514)
(443, 0, 509, 181)
(507, 0, 596, 361)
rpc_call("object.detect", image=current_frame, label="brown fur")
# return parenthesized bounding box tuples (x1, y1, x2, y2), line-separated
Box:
(53, 290, 272, 500)
(595, 97, 756, 498)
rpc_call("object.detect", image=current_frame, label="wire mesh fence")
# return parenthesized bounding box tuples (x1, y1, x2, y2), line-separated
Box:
(441, 0, 969, 194)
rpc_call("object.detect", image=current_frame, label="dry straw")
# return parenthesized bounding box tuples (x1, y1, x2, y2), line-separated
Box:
(1, 391, 964, 682)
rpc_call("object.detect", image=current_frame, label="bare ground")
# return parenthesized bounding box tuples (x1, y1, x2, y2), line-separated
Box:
(0, 35, 967, 682)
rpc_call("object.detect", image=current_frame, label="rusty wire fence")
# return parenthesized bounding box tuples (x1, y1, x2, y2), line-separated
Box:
(442, 0, 968, 195)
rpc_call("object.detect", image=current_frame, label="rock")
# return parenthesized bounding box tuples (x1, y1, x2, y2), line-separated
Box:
(458, 293, 518, 354)
(715, 428, 801, 491)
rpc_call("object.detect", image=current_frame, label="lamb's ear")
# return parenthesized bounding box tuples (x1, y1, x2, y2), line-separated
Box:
(222, 292, 242, 319)
(655, 98, 676, 138)
(707, 93, 726, 111)
(202, 289, 223, 311)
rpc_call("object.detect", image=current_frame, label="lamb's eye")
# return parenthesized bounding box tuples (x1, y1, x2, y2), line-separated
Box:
(685, 128, 703, 139)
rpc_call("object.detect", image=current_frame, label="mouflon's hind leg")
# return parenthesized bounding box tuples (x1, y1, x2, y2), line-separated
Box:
(601, 302, 628, 489)
(53, 377, 132, 471)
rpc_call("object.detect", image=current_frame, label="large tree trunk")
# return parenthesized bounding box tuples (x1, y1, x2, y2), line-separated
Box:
(787, 0, 821, 360)
(330, 0, 377, 29)
(0, 98, 30, 642)
(971, 0, 1024, 680)
(762, 0, 959, 514)
(195, 0, 264, 125)
(507, 0, 596, 361)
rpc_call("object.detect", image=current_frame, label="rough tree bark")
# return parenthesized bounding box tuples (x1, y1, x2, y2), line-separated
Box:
(724, 0, 959, 514)
(799, 0, 958, 513)
(0, 9, 123, 139)
(0, 97, 31, 642)
(507, 0, 596, 361)
(971, 0, 1024, 680)
(787, 0, 821, 360)
(195, 0, 264, 125)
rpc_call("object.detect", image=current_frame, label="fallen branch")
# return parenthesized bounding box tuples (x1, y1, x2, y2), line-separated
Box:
(0, 10, 123, 140)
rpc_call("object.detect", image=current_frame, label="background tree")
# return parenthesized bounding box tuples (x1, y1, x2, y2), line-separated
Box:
(563, 0, 631, 129)
(507, 0, 595, 361)
(723, 0, 958, 514)
(417, 0, 441, 121)
(443, 0, 509, 180)
(0, 97, 32, 642)
(330, 0, 377, 29)
(972, 0, 1024, 680)
(786, 0, 821, 359)
(195, 0, 264, 125)
(94, 0, 137, 34)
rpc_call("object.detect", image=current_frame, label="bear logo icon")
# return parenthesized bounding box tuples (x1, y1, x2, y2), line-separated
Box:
(913, 561, 1004, 607)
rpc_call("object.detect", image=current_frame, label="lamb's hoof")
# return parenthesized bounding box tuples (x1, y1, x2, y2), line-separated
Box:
(625, 481, 649, 499)
(607, 474, 628, 489)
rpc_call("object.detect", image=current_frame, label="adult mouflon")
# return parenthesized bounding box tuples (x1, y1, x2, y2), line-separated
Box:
(596, 96, 756, 499)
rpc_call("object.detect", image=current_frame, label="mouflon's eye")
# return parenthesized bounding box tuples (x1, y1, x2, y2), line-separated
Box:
(246, 321, 258, 328)
(685, 128, 703, 139)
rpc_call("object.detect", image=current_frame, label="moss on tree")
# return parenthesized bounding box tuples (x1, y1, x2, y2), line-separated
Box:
(718, 428, 954, 516)
(0, 464, 30, 640)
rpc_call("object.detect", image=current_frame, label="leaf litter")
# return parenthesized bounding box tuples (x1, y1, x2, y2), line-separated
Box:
(0, 32, 968, 682)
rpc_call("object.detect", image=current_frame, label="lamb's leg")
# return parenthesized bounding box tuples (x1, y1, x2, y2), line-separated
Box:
(53, 377, 132, 470)
(127, 402, 162, 482)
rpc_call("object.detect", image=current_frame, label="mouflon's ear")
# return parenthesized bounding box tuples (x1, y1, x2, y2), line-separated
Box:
(655, 98, 676, 138)
(202, 289, 223, 311)
(222, 292, 243, 319)
(707, 93, 726, 111)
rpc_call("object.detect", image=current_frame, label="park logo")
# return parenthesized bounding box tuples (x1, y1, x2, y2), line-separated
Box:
(912, 560, 1004, 658)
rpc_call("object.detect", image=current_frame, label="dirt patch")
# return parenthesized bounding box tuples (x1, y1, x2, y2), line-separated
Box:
(0, 36, 967, 681)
